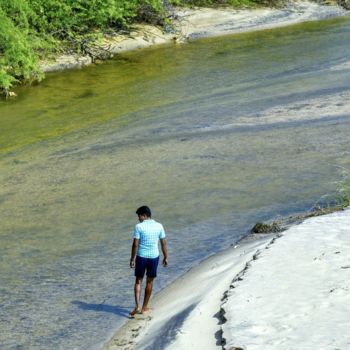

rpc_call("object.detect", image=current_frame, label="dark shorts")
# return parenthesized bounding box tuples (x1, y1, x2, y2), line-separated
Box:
(135, 256, 159, 278)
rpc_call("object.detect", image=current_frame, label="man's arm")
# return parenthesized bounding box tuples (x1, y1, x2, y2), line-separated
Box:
(130, 238, 139, 268)
(160, 238, 168, 266)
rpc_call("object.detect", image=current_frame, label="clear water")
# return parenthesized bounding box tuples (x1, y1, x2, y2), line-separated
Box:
(1, 15, 350, 350)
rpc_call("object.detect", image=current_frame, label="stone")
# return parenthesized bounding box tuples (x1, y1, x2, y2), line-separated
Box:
(251, 221, 283, 234)
(337, 0, 350, 9)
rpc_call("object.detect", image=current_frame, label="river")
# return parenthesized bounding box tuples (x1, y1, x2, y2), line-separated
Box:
(1, 15, 350, 350)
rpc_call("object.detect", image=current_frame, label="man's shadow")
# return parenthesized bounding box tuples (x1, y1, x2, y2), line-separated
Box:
(72, 301, 130, 318)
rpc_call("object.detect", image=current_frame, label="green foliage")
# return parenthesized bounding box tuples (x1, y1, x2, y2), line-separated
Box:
(339, 172, 350, 205)
(0, 0, 165, 92)
(0, 0, 277, 92)
(227, 0, 257, 7)
(0, 4, 42, 91)
(136, 0, 165, 25)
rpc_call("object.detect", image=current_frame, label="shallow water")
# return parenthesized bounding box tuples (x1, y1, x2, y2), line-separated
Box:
(1, 15, 350, 350)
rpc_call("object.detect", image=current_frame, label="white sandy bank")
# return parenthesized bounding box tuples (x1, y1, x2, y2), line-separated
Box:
(176, 1, 346, 39)
(42, 1, 347, 72)
(222, 207, 350, 350)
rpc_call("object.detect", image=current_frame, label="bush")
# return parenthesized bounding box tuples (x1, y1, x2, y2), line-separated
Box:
(0, 0, 277, 92)
(0, 0, 165, 92)
(0, 4, 42, 92)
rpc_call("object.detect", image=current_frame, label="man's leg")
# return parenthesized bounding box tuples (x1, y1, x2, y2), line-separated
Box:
(141, 257, 159, 313)
(134, 276, 143, 309)
(142, 277, 154, 313)
(130, 276, 143, 316)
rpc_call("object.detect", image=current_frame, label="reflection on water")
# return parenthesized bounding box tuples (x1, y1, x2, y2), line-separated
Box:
(1, 16, 350, 350)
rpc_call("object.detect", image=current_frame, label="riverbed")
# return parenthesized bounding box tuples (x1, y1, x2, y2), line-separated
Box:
(1, 14, 350, 350)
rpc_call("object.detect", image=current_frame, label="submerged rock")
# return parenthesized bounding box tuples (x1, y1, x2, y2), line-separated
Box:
(1, 91, 17, 99)
(251, 222, 283, 234)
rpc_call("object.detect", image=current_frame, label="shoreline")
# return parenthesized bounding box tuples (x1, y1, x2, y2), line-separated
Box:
(100, 203, 348, 350)
(101, 234, 274, 350)
(41, 1, 348, 73)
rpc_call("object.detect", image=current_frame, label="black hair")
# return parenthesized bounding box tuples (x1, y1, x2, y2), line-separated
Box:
(136, 206, 152, 217)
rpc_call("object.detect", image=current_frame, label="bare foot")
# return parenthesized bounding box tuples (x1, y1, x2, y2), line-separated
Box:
(141, 307, 153, 314)
(129, 308, 141, 317)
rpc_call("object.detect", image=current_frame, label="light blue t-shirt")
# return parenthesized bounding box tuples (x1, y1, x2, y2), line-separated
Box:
(133, 219, 166, 259)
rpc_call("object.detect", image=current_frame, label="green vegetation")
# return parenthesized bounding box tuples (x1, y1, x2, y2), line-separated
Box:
(0, 0, 278, 93)
(339, 175, 350, 205)
(0, 0, 165, 93)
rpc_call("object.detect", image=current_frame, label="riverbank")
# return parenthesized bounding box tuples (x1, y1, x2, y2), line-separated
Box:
(41, 1, 347, 73)
(101, 233, 273, 350)
(101, 205, 350, 350)
(2, 9, 350, 348)
(221, 206, 350, 349)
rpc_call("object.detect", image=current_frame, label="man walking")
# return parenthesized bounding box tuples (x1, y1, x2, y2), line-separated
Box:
(130, 206, 168, 317)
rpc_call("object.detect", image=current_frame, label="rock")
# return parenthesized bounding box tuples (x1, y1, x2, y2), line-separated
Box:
(251, 221, 282, 234)
(337, 0, 350, 8)
(337, 0, 350, 9)
(41, 55, 92, 73)
(2, 90, 17, 99)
